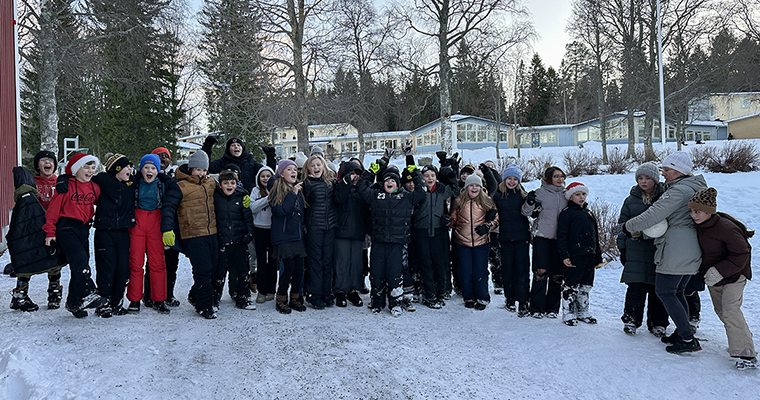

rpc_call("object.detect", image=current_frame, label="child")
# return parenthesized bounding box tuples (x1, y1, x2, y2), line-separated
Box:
(302, 154, 337, 309)
(214, 168, 255, 310)
(557, 182, 602, 326)
(251, 166, 276, 303)
(43, 153, 106, 318)
(617, 162, 669, 336)
(689, 187, 756, 368)
(333, 161, 369, 308)
(357, 163, 425, 316)
(269, 159, 308, 314)
(161, 150, 219, 319)
(450, 174, 499, 310)
(127, 154, 170, 314)
(492, 164, 531, 316)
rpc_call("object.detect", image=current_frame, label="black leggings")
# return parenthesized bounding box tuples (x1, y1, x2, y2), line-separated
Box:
(278, 256, 304, 296)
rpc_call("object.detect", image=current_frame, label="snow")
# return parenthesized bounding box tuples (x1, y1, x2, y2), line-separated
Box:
(2, 140, 759, 399)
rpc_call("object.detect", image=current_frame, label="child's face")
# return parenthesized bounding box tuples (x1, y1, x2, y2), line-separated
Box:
(552, 171, 566, 187)
(259, 170, 272, 187)
(403, 181, 415, 192)
(308, 159, 323, 178)
(229, 143, 243, 157)
(76, 162, 97, 182)
(467, 184, 481, 198)
(157, 153, 171, 170)
(504, 176, 519, 189)
(142, 164, 158, 183)
(637, 175, 655, 193)
(690, 208, 710, 224)
(38, 157, 56, 178)
(221, 179, 237, 195)
(283, 165, 298, 184)
(460, 171, 470, 182)
(115, 165, 132, 182)
(383, 179, 398, 194)
(423, 170, 436, 190)
(570, 191, 587, 206)
(191, 168, 207, 178)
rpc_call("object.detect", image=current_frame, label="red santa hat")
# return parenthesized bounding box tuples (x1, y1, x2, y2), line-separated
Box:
(65, 152, 99, 176)
(564, 181, 589, 200)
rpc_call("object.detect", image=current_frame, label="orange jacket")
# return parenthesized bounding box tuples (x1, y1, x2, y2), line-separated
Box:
(451, 199, 499, 247)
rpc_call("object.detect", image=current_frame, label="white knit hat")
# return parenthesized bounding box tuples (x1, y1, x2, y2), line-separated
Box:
(661, 151, 692, 175)
(294, 152, 308, 168)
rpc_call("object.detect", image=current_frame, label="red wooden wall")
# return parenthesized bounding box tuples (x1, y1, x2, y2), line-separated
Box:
(0, 0, 19, 233)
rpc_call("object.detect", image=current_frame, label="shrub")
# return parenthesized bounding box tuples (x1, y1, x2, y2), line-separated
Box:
(519, 153, 554, 182)
(563, 149, 601, 177)
(705, 140, 760, 173)
(690, 145, 713, 170)
(588, 199, 620, 263)
(606, 147, 632, 175)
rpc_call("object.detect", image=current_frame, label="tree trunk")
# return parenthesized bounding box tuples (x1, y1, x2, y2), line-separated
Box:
(644, 111, 655, 160)
(438, 0, 454, 155)
(289, 0, 309, 154)
(39, 0, 60, 156)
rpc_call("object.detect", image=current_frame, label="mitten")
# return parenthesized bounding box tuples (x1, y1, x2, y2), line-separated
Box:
(55, 175, 72, 194)
(525, 190, 536, 205)
(475, 224, 490, 236)
(485, 209, 497, 221)
(203, 135, 219, 147)
(407, 165, 418, 173)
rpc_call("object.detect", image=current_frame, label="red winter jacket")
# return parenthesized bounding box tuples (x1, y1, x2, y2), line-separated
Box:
(43, 177, 100, 237)
(34, 174, 57, 211)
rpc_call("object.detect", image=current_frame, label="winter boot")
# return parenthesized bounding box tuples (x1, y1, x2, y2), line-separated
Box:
(474, 299, 488, 311)
(127, 301, 141, 314)
(10, 287, 39, 312)
(235, 296, 256, 310)
(166, 296, 180, 307)
(276, 294, 291, 314)
(347, 291, 363, 307)
(95, 304, 113, 318)
(561, 286, 578, 326)
(666, 338, 701, 354)
(622, 314, 638, 336)
(576, 284, 596, 324)
(689, 316, 700, 334)
(47, 281, 62, 310)
(198, 308, 217, 319)
(736, 357, 757, 370)
(335, 292, 348, 308)
(390, 305, 402, 317)
(517, 303, 531, 318)
(401, 293, 416, 312)
(650, 326, 667, 338)
(290, 293, 307, 312)
(153, 300, 171, 314)
(505, 299, 516, 312)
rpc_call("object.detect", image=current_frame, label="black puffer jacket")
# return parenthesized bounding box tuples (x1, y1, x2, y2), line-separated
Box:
(493, 187, 530, 242)
(92, 172, 137, 230)
(303, 176, 337, 231)
(357, 169, 426, 244)
(617, 183, 665, 285)
(203, 138, 276, 193)
(214, 185, 254, 245)
(557, 201, 602, 263)
(334, 174, 369, 241)
(5, 167, 66, 276)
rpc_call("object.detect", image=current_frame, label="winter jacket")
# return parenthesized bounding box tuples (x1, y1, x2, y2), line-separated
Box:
(43, 177, 100, 238)
(250, 166, 274, 229)
(357, 169, 426, 244)
(412, 174, 458, 237)
(92, 172, 137, 230)
(521, 181, 567, 240)
(625, 174, 707, 275)
(303, 176, 337, 231)
(214, 186, 254, 245)
(695, 214, 752, 286)
(451, 199, 499, 248)
(202, 141, 276, 193)
(34, 174, 56, 211)
(6, 167, 66, 276)
(493, 188, 530, 242)
(557, 201, 602, 263)
(333, 175, 370, 241)
(161, 165, 217, 239)
(617, 183, 665, 285)
(269, 190, 306, 246)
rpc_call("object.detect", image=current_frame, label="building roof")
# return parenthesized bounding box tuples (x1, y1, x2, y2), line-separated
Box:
(277, 131, 412, 145)
(411, 114, 512, 135)
(726, 112, 760, 123)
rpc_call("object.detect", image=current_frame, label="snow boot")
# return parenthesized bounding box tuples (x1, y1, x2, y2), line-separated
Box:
(561, 285, 577, 326)
(166, 296, 180, 307)
(47, 281, 62, 310)
(289, 293, 306, 312)
(10, 287, 39, 312)
(198, 308, 217, 319)
(347, 291, 363, 307)
(517, 303, 530, 318)
(736, 357, 757, 370)
(153, 300, 171, 314)
(650, 326, 667, 338)
(235, 296, 256, 310)
(423, 298, 442, 309)
(276, 294, 291, 314)
(622, 315, 638, 335)
(335, 292, 348, 308)
(390, 305, 402, 317)
(95, 304, 113, 318)
(576, 284, 596, 324)
(127, 301, 141, 314)
(505, 299, 516, 312)
(666, 338, 701, 354)
(474, 300, 487, 311)
(464, 299, 476, 309)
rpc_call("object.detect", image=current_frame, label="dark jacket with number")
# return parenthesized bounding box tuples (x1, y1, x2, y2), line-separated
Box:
(269, 189, 306, 246)
(333, 176, 369, 241)
(695, 213, 752, 286)
(214, 186, 254, 246)
(617, 183, 664, 285)
(303, 176, 337, 231)
(557, 201, 602, 263)
(357, 169, 426, 244)
(493, 187, 530, 242)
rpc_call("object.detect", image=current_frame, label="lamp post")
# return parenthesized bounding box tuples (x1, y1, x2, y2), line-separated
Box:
(657, 1, 666, 148)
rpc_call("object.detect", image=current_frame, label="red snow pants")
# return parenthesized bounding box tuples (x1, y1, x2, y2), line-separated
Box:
(128, 209, 167, 302)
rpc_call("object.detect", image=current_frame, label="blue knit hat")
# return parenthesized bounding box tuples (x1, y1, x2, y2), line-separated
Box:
(502, 164, 523, 182)
(140, 154, 161, 171)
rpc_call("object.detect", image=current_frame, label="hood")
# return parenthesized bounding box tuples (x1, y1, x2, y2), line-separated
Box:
(255, 166, 275, 188)
(14, 184, 39, 203)
(13, 166, 36, 190)
(668, 174, 707, 192)
(540, 180, 565, 193)
(175, 164, 201, 184)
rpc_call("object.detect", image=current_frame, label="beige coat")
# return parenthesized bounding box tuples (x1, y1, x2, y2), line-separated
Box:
(451, 199, 499, 247)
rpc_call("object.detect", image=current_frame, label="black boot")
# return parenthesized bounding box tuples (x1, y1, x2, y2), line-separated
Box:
(10, 287, 39, 312)
(47, 281, 62, 310)
(336, 292, 348, 307)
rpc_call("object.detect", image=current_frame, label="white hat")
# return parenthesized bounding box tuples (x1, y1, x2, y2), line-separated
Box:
(661, 151, 692, 175)
(642, 219, 668, 238)
(293, 152, 308, 168)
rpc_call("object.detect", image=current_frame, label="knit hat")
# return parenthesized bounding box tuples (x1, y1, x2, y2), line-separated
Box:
(635, 162, 660, 183)
(661, 151, 693, 175)
(139, 154, 161, 171)
(102, 153, 131, 177)
(464, 174, 482, 188)
(401, 167, 414, 184)
(338, 160, 362, 179)
(502, 164, 523, 182)
(460, 165, 475, 176)
(564, 182, 589, 200)
(188, 150, 209, 170)
(293, 152, 308, 168)
(65, 153, 99, 176)
(383, 171, 400, 187)
(151, 147, 171, 160)
(225, 137, 246, 156)
(276, 159, 297, 176)
(33, 150, 57, 173)
(421, 165, 438, 176)
(688, 187, 717, 215)
(310, 146, 324, 157)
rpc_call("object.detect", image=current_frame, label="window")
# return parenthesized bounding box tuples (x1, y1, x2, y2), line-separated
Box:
(741, 98, 751, 108)
(577, 128, 588, 142)
(499, 129, 508, 142)
(416, 135, 423, 147)
(477, 125, 487, 142)
(540, 131, 556, 144)
(289, 146, 296, 155)
(701, 131, 711, 141)
(667, 126, 676, 139)
(686, 130, 695, 141)
(281, 132, 287, 140)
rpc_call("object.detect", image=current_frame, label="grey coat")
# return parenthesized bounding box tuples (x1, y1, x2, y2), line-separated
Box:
(624, 174, 707, 275)
(521, 181, 567, 240)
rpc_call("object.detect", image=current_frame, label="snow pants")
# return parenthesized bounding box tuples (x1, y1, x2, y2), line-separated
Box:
(184, 235, 218, 311)
(215, 242, 250, 302)
(369, 242, 403, 309)
(333, 238, 364, 294)
(95, 228, 130, 308)
(530, 237, 562, 314)
(457, 243, 491, 304)
(708, 276, 757, 359)
(489, 232, 502, 290)
(305, 228, 335, 302)
(145, 247, 179, 302)
(128, 209, 166, 303)
(623, 282, 669, 329)
(500, 239, 530, 306)
(56, 218, 98, 312)
(255, 227, 277, 296)
(655, 273, 694, 341)
(412, 228, 450, 302)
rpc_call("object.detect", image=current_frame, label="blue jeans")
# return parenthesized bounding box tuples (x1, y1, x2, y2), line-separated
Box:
(655, 273, 693, 341)
(457, 244, 490, 302)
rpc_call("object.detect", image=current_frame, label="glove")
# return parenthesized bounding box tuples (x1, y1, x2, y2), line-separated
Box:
(55, 175, 72, 194)
(243, 234, 253, 245)
(436, 151, 448, 165)
(162, 231, 176, 247)
(376, 158, 388, 172)
(612, 223, 632, 238)
(243, 195, 251, 208)
(475, 224, 490, 236)
(369, 162, 380, 174)
(204, 135, 219, 147)
(262, 146, 276, 157)
(479, 163, 489, 172)
(440, 214, 451, 226)
(526, 190, 536, 206)
(407, 165, 418, 174)
(485, 209, 497, 221)
(704, 266, 723, 286)
(402, 144, 413, 156)
(383, 147, 394, 159)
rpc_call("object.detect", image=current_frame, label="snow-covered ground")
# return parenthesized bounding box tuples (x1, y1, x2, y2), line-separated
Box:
(2, 141, 758, 399)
